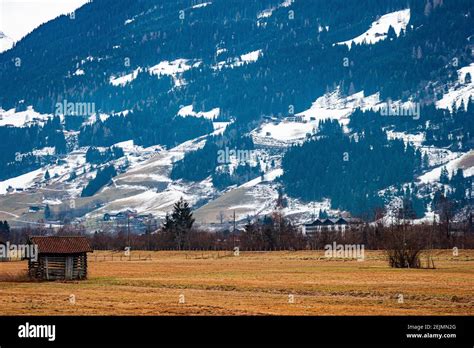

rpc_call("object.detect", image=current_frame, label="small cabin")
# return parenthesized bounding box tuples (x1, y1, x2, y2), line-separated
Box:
(28, 236, 93, 281)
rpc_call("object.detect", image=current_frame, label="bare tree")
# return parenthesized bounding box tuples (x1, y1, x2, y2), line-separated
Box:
(383, 224, 428, 268)
(217, 211, 225, 225)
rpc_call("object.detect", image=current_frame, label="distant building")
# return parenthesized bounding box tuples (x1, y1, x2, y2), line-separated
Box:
(286, 115, 304, 123)
(28, 206, 42, 213)
(103, 211, 156, 233)
(103, 209, 136, 222)
(303, 218, 361, 235)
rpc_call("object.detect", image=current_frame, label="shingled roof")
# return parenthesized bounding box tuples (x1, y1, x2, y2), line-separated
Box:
(29, 236, 93, 254)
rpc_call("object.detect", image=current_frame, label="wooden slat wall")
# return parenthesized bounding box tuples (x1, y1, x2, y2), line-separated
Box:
(28, 253, 88, 281)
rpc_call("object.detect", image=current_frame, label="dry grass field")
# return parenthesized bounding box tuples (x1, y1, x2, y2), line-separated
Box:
(0, 250, 473, 316)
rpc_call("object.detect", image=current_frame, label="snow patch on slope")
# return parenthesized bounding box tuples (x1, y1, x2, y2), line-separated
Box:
(257, 0, 294, 20)
(422, 147, 460, 168)
(178, 105, 220, 120)
(436, 63, 474, 111)
(0, 169, 44, 195)
(239, 168, 283, 189)
(240, 50, 262, 63)
(298, 88, 380, 124)
(73, 68, 85, 76)
(252, 88, 381, 144)
(149, 59, 201, 87)
(110, 59, 201, 87)
(336, 9, 410, 49)
(213, 50, 262, 70)
(0, 106, 52, 127)
(418, 150, 474, 183)
(253, 122, 315, 143)
(109, 68, 143, 87)
(191, 2, 212, 9)
(386, 131, 425, 147)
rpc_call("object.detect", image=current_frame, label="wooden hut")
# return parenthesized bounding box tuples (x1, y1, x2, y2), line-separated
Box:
(28, 236, 93, 281)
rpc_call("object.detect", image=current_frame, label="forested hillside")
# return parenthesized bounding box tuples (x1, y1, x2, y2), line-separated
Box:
(0, 0, 473, 223)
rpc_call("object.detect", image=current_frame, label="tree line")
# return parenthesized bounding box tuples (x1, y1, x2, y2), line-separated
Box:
(2, 197, 473, 269)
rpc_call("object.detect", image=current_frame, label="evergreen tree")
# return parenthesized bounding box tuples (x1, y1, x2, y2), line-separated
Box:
(424, 0, 433, 16)
(44, 170, 51, 181)
(68, 172, 77, 182)
(162, 197, 195, 250)
(450, 168, 466, 201)
(0, 220, 10, 234)
(398, 197, 417, 220)
(44, 204, 51, 219)
(422, 151, 430, 169)
(465, 72, 472, 84)
(319, 209, 329, 219)
(439, 166, 449, 184)
(387, 25, 396, 40)
(81, 165, 117, 197)
(55, 132, 67, 154)
(162, 213, 175, 233)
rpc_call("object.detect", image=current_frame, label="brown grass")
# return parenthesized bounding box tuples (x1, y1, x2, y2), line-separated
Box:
(0, 250, 473, 315)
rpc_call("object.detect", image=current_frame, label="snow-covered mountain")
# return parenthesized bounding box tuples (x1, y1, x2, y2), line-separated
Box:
(0, 31, 14, 53)
(0, 0, 473, 230)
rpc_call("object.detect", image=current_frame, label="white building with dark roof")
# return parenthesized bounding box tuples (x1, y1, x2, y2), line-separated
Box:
(303, 218, 361, 235)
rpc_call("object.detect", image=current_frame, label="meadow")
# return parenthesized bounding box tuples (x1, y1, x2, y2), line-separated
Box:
(0, 250, 473, 315)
